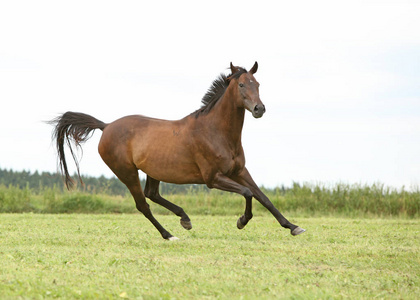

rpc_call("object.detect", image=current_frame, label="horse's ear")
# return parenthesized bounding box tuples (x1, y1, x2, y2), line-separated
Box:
(250, 61, 258, 74)
(230, 62, 239, 74)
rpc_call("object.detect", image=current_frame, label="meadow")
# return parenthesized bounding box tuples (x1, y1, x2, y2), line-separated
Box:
(0, 214, 419, 299)
(1, 183, 419, 299)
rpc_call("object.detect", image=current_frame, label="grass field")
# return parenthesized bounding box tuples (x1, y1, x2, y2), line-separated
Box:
(1, 214, 419, 299)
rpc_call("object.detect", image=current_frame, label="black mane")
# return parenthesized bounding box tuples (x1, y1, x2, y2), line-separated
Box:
(193, 67, 248, 118)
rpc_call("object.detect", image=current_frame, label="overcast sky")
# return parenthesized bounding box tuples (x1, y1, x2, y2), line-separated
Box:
(0, 0, 419, 189)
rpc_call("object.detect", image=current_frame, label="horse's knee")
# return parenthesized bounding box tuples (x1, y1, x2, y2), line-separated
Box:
(243, 188, 253, 199)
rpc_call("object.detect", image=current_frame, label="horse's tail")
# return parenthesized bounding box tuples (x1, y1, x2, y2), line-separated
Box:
(48, 112, 107, 189)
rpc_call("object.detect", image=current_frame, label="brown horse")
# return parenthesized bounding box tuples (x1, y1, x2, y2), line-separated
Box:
(50, 62, 305, 240)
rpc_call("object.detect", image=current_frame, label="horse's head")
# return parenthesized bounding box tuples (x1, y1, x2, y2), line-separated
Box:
(230, 62, 265, 118)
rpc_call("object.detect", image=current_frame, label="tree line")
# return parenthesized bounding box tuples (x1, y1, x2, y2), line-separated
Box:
(0, 168, 215, 196)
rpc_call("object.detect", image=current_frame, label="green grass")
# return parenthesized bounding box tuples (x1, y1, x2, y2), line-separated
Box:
(0, 214, 419, 299)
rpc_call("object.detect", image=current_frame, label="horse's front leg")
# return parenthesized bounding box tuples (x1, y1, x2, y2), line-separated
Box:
(237, 193, 253, 229)
(234, 168, 306, 236)
(205, 172, 254, 229)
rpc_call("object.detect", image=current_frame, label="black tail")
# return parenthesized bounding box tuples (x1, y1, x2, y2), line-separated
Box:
(48, 112, 107, 189)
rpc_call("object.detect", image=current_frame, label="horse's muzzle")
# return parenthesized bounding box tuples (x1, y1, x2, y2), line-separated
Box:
(252, 104, 266, 118)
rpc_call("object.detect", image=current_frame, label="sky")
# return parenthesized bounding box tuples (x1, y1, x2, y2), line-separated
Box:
(0, 0, 419, 190)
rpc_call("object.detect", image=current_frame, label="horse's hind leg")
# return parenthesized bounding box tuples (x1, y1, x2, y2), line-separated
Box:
(112, 167, 177, 240)
(144, 176, 192, 230)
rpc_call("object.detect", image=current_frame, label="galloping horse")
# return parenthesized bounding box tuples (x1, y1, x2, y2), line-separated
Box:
(50, 62, 305, 240)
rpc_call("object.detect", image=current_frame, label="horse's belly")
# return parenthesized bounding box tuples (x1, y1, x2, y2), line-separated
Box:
(134, 148, 204, 184)
(140, 163, 204, 184)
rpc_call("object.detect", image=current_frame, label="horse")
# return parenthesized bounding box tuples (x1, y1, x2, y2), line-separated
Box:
(49, 62, 306, 240)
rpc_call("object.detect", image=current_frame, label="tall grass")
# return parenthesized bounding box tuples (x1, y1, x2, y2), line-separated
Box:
(276, 183, 419, 218)
(0, 183, 418, 217)
(0, 185, 136, 214)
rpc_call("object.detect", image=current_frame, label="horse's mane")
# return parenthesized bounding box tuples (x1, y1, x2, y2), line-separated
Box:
(193, 67, 248, 118)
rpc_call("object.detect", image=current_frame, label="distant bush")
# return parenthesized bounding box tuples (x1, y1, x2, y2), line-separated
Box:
(0, 185, 34, 213)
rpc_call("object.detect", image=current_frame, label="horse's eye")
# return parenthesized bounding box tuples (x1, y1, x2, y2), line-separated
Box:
(239, 83, 245, 88)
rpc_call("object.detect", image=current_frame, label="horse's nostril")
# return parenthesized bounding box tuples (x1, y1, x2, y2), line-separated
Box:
(252, 104, 266, 118)
(254, 104, 265, 113)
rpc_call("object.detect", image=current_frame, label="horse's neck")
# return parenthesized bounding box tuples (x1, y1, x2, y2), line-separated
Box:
(207, 88, 245, 146)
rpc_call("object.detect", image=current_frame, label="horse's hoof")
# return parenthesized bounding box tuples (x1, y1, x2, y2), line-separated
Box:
(237, 217, 245, 230)
(168, 236, 179, 241)
(180, 219, 192, 230)
(291, 226, 306, 236)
